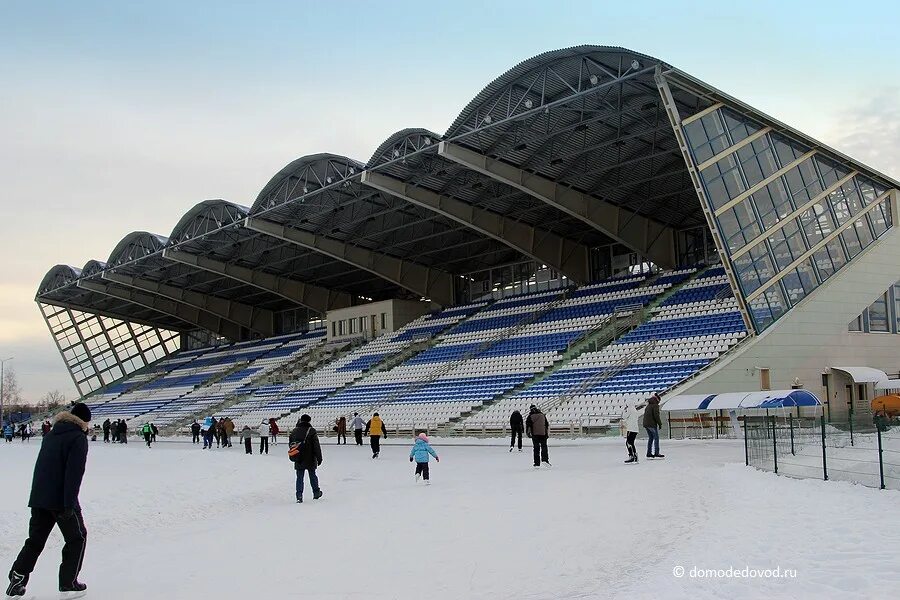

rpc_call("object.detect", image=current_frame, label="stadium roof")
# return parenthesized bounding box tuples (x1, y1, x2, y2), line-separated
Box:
(37, 45, 900, 341)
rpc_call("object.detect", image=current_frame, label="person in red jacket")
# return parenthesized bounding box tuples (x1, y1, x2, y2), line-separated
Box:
(269, 418, 280, 445)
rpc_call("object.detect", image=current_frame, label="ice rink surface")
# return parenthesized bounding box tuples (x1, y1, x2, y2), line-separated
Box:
(2, 436, 898, 599)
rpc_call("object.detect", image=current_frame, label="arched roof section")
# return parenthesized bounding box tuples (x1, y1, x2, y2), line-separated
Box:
(251, 153, 365, 214)
(368, 128, 442, 168)
(81, 260, 107, 278)
(37, 265, 82, 296)
(169, 199, 250, 243)
(107, 231, 169, 268)
(446, 45, 666, 137)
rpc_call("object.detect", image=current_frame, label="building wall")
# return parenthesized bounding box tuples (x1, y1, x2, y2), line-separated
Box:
(679, 227, 900, 421)
(325, 299, 432, 342)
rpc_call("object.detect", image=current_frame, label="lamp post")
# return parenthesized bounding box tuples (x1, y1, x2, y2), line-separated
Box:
(0, 357, 13, 431)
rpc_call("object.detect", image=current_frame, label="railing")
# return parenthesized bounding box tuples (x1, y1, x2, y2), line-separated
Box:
(539, 339, 656, 414)
(362, 291, 573, 416)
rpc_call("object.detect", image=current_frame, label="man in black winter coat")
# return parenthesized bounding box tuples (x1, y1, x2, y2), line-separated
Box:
(526, 404, 551, 467)
(289, 414, 323, 503)
(7, 402, 92, 597)
(190, 421, 201, 444)
(509, 410, 525, 452)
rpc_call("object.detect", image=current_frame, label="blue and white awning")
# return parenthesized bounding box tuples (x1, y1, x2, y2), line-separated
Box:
(661, 390, 821, 411)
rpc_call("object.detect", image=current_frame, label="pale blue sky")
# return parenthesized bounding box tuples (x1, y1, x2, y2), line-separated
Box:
(1, 0, 898, 401)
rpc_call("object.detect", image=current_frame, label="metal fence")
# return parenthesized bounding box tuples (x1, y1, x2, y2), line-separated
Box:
(744, 414, 900, 490)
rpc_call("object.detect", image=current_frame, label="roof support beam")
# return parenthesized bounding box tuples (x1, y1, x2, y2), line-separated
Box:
(244, 217, 456, 306)
(361, 170, 591, 283)
(101, 271, 274, 337)
(161, 248, 351, 314)
(437, 141, 676, 268)
(77, 279, 244, 341)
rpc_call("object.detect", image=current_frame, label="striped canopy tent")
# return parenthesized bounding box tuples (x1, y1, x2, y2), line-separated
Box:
(661, 389, 821, 411)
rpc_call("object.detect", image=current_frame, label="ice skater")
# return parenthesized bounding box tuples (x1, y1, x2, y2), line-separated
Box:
(365, 413, 388, 458)
(509, 409, 524, 452)
(4, 422, 13, 442)
(190, 420, 201, 444)
(141, 422, 153, 447)
(289, 414, 323, 503)
(350, 412, 365, 446)
(269, 418, 279, 445)
(335, 415, 347, 445)
(643, 393, 665, 459)
(102, 418, 111, 443)
(621, 400, 645, 464)
(6, 402, 91, 598)
(409, 433, 439, 484)
(258, 419, 270, 454)
(525, 405, 551, 467)
(241, 425, 253, 454)
(201, 416, 214, 449)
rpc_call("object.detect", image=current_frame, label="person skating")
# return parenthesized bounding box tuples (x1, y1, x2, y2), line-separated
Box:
(141, 422, 153, 448)
(258, 419, 269, 455)
(190, 420, 201, 444)
(621, 400, 645, 464)
(6, 402, 92, 598)
(212, 417, 221, 447)
(509, 409, 524, 452)
(3, 423, 13, 442)
(117, 419, 127, 444)
(201, 417, 214, 449)
(335, 415, 347, 445)
(350, 413, 365, 446)
(525, 405, 551, 467)
(409, 433, 439, 484)
(643, 393, 664, 458)
(222, 417, 235, 448)
(41, 421, 51, 437)
(110, 419, 119, 443)
(365, 413, 388, 458)
(241, 425, 253, 454)
(269, 418, 279, 445)
(288, 414, 323, 503)
(102, 419, 111, 443)
(150, 423, 158, 443)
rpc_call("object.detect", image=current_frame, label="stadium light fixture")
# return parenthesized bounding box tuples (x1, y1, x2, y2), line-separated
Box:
(524, 98, 533, 109)
(589, 74, 599, 86)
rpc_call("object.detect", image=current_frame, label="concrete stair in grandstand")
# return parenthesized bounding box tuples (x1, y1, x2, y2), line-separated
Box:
(357, 289, 571, 418)
(260, 339, 353, 386)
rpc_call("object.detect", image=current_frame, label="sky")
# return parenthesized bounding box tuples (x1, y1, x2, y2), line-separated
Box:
(1, 0, 898, 403)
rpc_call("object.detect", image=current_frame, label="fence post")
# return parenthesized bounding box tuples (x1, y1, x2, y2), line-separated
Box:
(715, 410, 720, 439)
(789, 415, 795, 456)
(743, 415, 749, 466)
(770, 415, 778, 474)
(877, 424, 886, 490)
(820, 414, 828, 481)
(849, 414, 854, 446)
(667, 416, 672, 440)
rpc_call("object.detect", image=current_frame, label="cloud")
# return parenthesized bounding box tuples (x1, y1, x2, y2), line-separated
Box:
(829, 87, 900, 180)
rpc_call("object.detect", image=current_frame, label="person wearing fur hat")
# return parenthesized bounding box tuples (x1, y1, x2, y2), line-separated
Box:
(409, 433, 439, 484)
(620, 400, 646, 464)
(7, 402, 92, 598)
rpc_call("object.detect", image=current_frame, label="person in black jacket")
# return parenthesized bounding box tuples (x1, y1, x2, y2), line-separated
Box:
(525, 404, 551, 467)
(190, 420, 201, 444)
(288, 414, 323, 503)
(509, 409, 525, 452)
(102, 419, 111, 443)
(7, 403, 92, 597)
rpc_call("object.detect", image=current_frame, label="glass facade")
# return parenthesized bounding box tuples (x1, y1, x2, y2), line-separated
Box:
(40, 303, 179, 396)
(848, 283, 900, 334)
(683, 105, 895, 333)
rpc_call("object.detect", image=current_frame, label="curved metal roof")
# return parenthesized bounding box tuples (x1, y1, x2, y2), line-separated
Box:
(36, 44, 899, 340)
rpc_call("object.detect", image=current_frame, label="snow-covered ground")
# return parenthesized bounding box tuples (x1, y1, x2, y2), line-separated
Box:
(1, 436, 899, 599)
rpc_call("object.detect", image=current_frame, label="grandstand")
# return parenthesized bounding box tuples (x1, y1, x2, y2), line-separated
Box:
(34, 46, 900, 433)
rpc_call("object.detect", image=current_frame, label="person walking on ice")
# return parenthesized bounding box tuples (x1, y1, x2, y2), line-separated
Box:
(365, 412, 388, 459)
(621, 400, 645, 464)
(643, 392, 665, 459)
(258, 419, 269, 455)
(141, 422, 153, 447)
(409, 433, 439, 484)
(525, 404, 551, 467)
(350, 412, 365, 446)
(289, 414, 323, 503)
(509, 409, 524, 452)
(241, 425, 254, 454)
(6, 402, 92, 598)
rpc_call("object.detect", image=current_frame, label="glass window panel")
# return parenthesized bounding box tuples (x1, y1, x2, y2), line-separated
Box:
(842, 226, 864, 259)
(856, 177, 879, 205)
(812, 245, 837, 281)
(871, 200, 892, 237)
(848, 315, 862, 332)
(771, 133, 806, 167)
(868, 293, 889, 332)
(732, 252, 762, 295)
(856, 214, 875, 249)
(718, 201, 760, 252)
(753, 180, 793, 229)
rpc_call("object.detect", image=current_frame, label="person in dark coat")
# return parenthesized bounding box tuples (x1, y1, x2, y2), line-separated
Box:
(102, 419, 111, 443)
(288, 414, 323, 503)
(190, 421, 201, 444)
(525, 405, 551, 467)
(509, 410, 525, 452)
(642, 393, 664, 458)
(6, 403, 91, 597)
(335, 416, 347, 445)
(150, 423, 158, 443)
(116, 419, 127, 444)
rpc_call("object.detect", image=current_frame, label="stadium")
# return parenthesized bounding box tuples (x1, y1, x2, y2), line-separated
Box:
(7, 43, 900, 600)
(34, 46, 900, 436)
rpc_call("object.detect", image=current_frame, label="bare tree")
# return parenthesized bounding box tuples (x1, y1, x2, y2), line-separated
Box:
(41, 389, 67, 411)
(2, 365, 22, 410)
